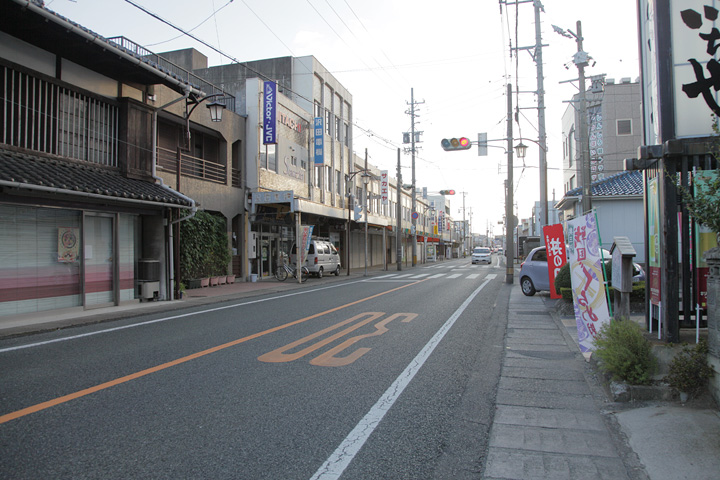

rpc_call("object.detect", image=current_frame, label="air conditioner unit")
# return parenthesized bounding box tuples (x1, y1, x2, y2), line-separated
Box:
(140, 281, 159, 300)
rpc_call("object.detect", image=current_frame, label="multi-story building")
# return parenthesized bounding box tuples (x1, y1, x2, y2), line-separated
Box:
(167, 49, 443, 275)
(561, 78, 643, 194)
(0, 1, 241, 316)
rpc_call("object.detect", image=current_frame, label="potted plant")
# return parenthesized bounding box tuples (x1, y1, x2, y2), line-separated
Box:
(178, 282, 186, 299)
(665, 339, 714, 401)
(226, 273, 236, 284)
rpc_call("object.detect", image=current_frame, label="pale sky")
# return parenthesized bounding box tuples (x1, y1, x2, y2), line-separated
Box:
(45, 0, 640, 238)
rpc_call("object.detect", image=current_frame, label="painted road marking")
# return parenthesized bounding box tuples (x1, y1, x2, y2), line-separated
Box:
(309, 274, 497, 480)
(447, 274, 462, 279)
(258, 312, 418, 367)
(0, 281, 425, 425)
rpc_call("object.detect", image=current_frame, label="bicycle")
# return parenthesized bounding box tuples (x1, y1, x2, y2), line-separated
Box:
(274, 262, 310, 282)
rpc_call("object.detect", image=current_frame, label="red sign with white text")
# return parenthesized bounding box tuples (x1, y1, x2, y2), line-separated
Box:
(543, 223, 567, 299)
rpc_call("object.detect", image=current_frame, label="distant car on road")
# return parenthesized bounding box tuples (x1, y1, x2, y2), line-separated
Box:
(519, 246, 645, 296)
(472, 247, 492, 265)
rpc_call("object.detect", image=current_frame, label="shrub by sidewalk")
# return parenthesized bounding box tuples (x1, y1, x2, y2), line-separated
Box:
(593, 319, 657, 386)
(665, 339, 714, 401)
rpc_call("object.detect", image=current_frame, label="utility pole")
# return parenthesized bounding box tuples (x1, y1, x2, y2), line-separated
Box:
(405, 88, 424, 267)
(508, 0, 548, 227)
(534, 1, 548, 226)
(364, 149, 369, 276)
(553, 20, 592, 214)
(575, 21, 592, 214)
(506, 83, 515, 284)
(396, 148, 402, 271)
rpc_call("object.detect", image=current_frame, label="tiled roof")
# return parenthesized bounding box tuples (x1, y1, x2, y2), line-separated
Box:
(564, 170, 643, 197)
(0, 148, 192, 208)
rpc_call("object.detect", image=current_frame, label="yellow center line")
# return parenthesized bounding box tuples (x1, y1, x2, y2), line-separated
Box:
(0, 280, 425, 425)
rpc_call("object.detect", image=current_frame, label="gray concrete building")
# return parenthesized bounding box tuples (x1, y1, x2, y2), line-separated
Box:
(561, 78, 642, 194)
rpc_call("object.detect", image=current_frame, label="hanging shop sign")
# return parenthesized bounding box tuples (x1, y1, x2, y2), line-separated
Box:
(251, 190, 294, 213)
(380, 170, 389, 205)
(263, 81, 277, 145)
(314, 117, 324, 165)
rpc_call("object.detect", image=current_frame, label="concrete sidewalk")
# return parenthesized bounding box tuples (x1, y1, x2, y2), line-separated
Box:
(483, 286, 720, 480)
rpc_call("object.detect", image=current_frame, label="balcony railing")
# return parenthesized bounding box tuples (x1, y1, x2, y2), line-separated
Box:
(106, 36, 235, 111)
(157, 147, 226, 184)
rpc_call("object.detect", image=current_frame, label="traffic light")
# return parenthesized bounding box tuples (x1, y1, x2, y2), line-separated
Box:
(441, 137, 471, 151)
(353, 204, 363, 221)
(439, 190, 456, 195)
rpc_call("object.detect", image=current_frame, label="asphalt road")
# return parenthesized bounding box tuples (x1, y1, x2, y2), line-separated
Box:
(0, 258, 509, 479)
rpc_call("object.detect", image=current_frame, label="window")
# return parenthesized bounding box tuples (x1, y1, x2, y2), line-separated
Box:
(335, 117, 341, 141)
(0, 65, 118, 166)
(264, 144, 277, 172)
(344, 122, 350, 147)
(325, 110, 332, 136)
(617, 119, 632, 135)
(532, 249, 548, 262)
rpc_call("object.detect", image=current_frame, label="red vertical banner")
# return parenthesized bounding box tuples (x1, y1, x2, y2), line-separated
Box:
(543, 223, 567, 299)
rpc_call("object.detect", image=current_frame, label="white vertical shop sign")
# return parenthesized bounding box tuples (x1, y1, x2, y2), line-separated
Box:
(380, 170, 389, 205)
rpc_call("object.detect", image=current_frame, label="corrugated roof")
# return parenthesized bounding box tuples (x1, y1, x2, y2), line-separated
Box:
(0, 148, 192, 208)
(564, 170, 643, 197)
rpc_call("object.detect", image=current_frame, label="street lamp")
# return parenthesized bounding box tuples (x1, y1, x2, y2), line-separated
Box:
(185, 93, 226, 147)
(554, 21, 592, 214)
(186, 93, 226, 122)
(514, 142, 528, 160)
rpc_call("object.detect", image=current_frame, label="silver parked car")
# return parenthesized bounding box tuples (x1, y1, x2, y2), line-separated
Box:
(519, 246, 645, 296)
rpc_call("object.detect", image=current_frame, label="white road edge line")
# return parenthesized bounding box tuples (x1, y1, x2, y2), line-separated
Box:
(309, 273, 498, 480)
(0, 280, 368, 354)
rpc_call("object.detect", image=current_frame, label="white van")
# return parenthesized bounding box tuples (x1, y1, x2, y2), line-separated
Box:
(290, 238, 342, 278)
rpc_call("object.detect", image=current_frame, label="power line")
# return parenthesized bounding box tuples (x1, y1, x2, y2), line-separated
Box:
(240, 0, 296, 56)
